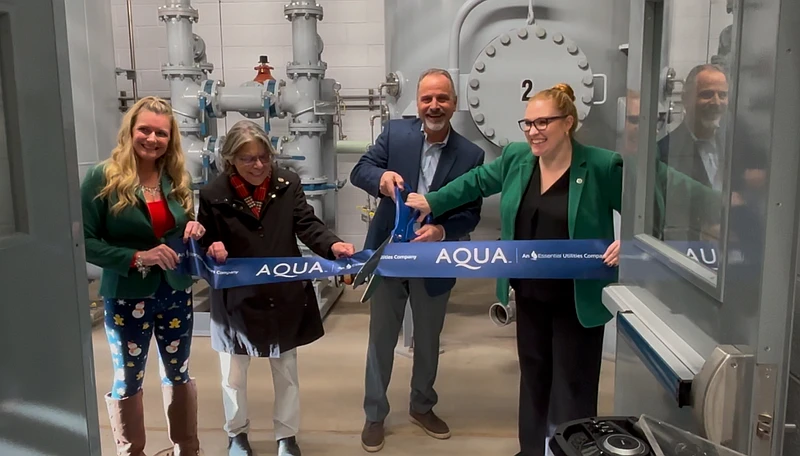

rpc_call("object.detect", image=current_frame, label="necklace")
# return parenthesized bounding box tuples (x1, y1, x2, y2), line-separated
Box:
(141, 184, 161, 197)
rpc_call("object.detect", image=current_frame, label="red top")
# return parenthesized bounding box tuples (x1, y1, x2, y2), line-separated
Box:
(147, 198, 175, 239)
(131, 199, 176, 266)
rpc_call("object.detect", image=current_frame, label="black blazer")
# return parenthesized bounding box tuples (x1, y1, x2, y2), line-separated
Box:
(197, 166, 341, 357)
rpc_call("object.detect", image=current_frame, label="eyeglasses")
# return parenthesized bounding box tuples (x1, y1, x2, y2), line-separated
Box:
(236, 154, 271, 166)
(517, 115, 567, 132)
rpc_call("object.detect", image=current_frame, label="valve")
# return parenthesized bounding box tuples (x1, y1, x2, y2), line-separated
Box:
(254, 55, 275, 84)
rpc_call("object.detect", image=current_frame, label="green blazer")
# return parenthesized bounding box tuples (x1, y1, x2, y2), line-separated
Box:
(426, 140, 621, 328)
(81, 163, 195, 299)
(426, 139, 720, 328)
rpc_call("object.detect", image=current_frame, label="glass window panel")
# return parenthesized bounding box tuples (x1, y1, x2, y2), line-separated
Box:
(650, 0, 736, 272)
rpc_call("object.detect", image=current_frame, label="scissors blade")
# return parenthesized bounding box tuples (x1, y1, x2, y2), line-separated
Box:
(360, 274, 384, 303)
(352, 235, 391, 288)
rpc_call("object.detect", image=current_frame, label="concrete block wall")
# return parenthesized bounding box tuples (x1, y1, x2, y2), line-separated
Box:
(109, 0, 386, 247)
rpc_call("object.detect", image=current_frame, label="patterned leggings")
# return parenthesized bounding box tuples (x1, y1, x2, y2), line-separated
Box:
(104, 280, 194, 399)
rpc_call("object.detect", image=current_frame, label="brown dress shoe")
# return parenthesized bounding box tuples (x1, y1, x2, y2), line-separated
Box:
(361, 420, 385, 452)
(409, 410, 451, 439)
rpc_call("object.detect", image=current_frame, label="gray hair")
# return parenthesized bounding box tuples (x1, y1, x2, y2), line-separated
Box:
(682, 63, 726, 97)
(219, 120, 275, 170)
(417, 68, 457, 98)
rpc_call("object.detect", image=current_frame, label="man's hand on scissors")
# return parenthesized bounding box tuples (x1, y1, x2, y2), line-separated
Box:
(412, 224, 445, 242)
(379, 171, 404, 200)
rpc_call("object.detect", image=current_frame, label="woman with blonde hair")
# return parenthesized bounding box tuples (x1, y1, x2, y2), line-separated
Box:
(81, 96, 222, 456)
(197, 120, 354, 456)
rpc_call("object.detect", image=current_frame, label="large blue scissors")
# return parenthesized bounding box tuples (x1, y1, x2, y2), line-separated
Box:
(353, 183, 434, 302)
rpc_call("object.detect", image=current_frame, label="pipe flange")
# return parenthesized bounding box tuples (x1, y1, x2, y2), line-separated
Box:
(178, 123, 202, 134)
(289, 122, 328, 133)
(198, 62, 214, 74)
(287, 63, 326, 78)
(467, 24, 595, 147)
(284, 2, 324, 20)
(158, 5, 199, 22)
(161, 65, 205, 79)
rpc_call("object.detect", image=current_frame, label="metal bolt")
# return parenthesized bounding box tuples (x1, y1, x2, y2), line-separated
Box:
(474, 113, 485, 124)
(499, 138, 509, 146)
(501, 34, 511, 45)
(486, 46, 496, 57)
(475, 61, 486, 72)
(582, 94, 593, 104)
(553, 33, 564, 44)
(583, 75, 594, 86)
(518, 28, 529, 39)
(484, 128, 495, 138)
(535, 27, 546, 39)
(567, 43, 579, 55)
(579, 60, 589, 70)
(469, 97, 480, 107)
(469, 79, 480, 89)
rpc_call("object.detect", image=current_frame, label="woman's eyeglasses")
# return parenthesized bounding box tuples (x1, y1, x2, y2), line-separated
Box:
(236, 155, 271, 166)
(517, 115, 567, 132)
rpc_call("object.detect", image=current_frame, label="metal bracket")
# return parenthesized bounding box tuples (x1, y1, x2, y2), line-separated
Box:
(115, 67, 137, 81)
(751, 364, 778, 456)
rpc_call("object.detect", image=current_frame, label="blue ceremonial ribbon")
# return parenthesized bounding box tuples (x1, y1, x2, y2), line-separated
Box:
(168, 237, 621, 289)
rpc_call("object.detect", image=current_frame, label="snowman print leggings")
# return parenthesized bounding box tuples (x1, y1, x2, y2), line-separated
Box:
(103, 280, 194, 399)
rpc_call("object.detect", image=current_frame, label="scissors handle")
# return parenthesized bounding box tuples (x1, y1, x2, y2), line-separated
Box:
(392, 185, 435, 242)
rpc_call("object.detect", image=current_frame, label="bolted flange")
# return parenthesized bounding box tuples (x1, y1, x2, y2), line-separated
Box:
(158, 5, 198, 22)
(466, 24, 596, 146)
(284, 2, 323, 20)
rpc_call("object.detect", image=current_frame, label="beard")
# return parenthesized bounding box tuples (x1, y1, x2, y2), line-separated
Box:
(424, 118, 447, 131)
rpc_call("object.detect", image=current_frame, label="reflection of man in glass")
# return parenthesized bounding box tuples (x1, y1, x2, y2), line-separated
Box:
(711, 0, 734, 69)
(658, 64, 728, 192)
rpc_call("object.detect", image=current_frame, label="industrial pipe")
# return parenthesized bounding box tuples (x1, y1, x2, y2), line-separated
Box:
(215, 85, 268, 113)
(159, 0, 207, 183)
(125, 0, 139, 100)
(336, 140, 370, 154)
(489, 301, 516, 326)
(447, 0, 489, 94)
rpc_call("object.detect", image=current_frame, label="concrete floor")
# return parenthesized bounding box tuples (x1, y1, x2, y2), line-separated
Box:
(92, 278, 614, 455)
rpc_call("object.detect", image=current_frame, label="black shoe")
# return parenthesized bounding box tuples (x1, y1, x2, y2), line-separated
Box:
(228, 432, 254, 456)
(278, 436, 301, 456)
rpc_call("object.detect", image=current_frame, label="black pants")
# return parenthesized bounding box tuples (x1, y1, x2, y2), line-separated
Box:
(515, 296, 605, 456)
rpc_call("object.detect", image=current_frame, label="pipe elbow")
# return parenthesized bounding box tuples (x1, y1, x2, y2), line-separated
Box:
(447, 0, 488, 80)
(489, 300, 516, 327)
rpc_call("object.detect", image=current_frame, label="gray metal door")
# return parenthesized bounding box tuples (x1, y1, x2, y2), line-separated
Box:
(603, 0, 800, 455)
(0, 0, 101, 454)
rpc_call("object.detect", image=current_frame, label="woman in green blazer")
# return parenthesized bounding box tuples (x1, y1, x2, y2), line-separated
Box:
(406, 83, 620, 456)
(81, 96, 224, 456)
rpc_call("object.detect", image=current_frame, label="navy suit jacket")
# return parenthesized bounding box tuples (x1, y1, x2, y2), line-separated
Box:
(349, 118, 485, 297)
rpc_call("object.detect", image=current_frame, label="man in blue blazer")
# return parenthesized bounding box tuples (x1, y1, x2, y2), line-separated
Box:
(349, 68, 485, 452)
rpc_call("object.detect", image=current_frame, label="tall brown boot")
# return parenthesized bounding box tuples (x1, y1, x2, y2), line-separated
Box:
(161, 379, 203, 456)
(105, 390, 148, 456)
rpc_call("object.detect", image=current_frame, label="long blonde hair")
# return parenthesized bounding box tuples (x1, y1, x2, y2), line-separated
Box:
(97, 96, 194, 217)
